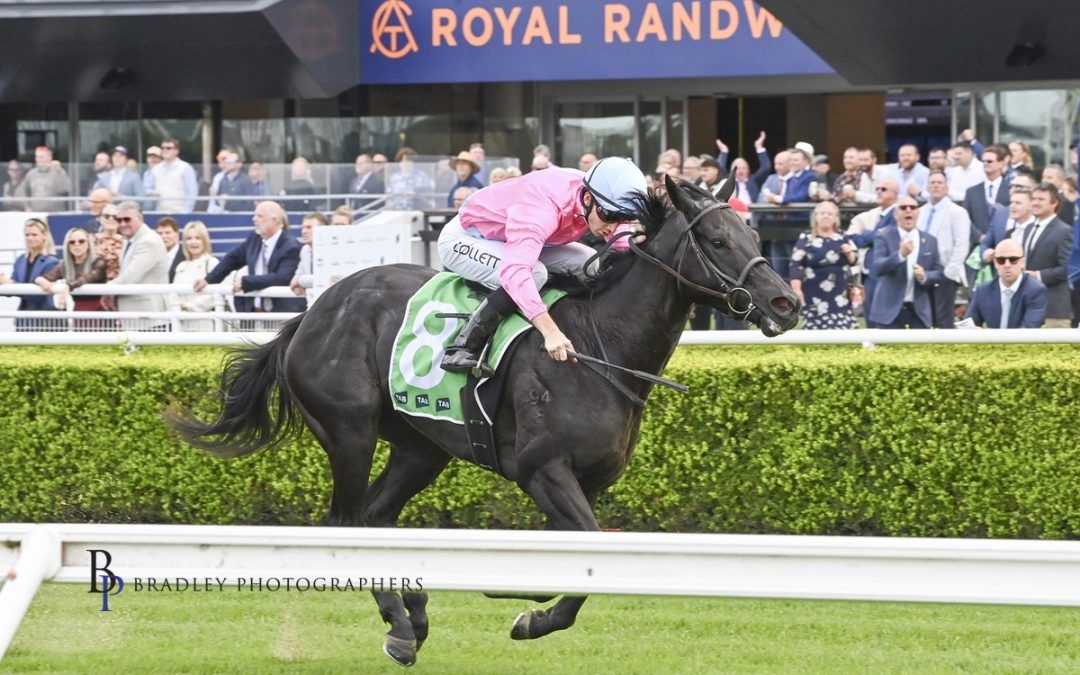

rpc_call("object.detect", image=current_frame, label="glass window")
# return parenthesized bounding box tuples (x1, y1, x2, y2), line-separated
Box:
(953, 92, 972, 139)
(554, 102, 635, 167)
(666, 98, 685, 158)
(975, 92, 996, 142)
(998, 89, 1076, 168)
(639, 100, 662, 173)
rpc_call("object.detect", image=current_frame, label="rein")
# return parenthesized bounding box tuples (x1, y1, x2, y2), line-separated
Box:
(639, 201, 770, 319)
(573, 198, 769, 406)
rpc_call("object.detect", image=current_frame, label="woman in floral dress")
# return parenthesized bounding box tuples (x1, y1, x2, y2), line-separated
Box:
(789, 201, 859, 329)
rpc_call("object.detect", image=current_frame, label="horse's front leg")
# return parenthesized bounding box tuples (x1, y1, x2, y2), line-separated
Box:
(511, 457, 600, 640)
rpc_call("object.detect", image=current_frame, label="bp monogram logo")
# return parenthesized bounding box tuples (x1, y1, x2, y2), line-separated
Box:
(371, 0, 419, 59)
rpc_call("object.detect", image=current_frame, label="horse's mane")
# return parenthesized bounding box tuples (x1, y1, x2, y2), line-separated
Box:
(546, 189, 670, 297)
(547, 185, 718, 297)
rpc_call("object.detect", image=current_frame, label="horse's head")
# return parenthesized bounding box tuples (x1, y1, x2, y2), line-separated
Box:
(659, 174, 800, 336)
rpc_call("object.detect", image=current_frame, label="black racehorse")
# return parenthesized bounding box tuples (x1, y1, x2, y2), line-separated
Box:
(170, 176, 800, 666)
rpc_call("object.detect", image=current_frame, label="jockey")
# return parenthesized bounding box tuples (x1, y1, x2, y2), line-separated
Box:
(438, 156, 648, 375)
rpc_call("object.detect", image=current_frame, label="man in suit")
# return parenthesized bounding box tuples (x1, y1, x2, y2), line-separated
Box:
(964, 238, 1047, 328)
(764, 148, 814, 205)
(963, 144, 1011, 248)
(155, 217, 184, 283)
(847, 178, 899, 326)
(195, 200, 305, 313)
(981, 186, 1035, 270)
(715, 131, 771, 203)
(349, 153, 385, 210)
(757, 149, 790, 203)
(107, 200, 168, 328)
(94, 147, 145, 200)
(919, 170, 971, 327)
(1023, 183, 1074, 327)
(868, 195, 945, 329)
(1041, 164, 1075, 225)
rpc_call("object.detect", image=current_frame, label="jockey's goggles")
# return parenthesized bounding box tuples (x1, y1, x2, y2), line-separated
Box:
(594, 202, 635, 224)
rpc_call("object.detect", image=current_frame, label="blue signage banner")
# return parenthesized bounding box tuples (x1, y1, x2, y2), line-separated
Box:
(361, 0, 834, 84)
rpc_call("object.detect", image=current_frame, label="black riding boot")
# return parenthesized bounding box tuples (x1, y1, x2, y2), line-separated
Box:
(441, 287, 516, 376)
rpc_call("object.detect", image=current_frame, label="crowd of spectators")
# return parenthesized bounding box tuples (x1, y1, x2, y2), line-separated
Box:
(651, 129, 1079, 331)
(3, 130, 1080, 333)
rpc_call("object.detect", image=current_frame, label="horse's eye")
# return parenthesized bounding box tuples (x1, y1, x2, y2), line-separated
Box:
(710, 238, 724, 248)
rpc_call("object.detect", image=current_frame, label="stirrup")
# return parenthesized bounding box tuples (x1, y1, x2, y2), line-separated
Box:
(471, 340, 494, 378)
(441, 343, 494, 377)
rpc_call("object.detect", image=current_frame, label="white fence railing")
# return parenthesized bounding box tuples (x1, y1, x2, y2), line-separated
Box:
(3, 524, 1080, 660)
(0, 328, 1077, 347)
(2, 282, 1079, 341)
(0, 283, 298, 332)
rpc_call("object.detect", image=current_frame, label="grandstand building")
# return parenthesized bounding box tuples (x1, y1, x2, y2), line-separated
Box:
(0, 0, 1076, 177)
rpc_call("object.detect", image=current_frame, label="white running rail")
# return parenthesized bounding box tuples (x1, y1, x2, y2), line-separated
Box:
(0, 328, 1077, 347)
(2, 524, 1080, 660)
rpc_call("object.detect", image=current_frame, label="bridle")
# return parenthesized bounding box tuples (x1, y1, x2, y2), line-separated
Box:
(614, 200, 771, 319)
(577, 198, 772, 406)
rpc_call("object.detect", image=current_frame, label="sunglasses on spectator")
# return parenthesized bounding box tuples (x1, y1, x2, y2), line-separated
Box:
(896, 204, 919, 211)
(994, 256, 1022, 264)
(69, 239, 88, 245)
(116, 216, 136, 223)
(875, 187, 890, 192)
(162, 145, 177, 150)
(101, 213, 117, 220)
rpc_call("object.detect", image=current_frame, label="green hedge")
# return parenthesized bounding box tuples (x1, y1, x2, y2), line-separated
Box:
(1, 344, 1079, 538)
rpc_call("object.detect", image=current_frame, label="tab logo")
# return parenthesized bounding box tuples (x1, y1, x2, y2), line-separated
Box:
(436, 397, 451, 411)
(416, 394, 430, 407)
(394, 392, 409, 404)
(371, 0, 419, 59)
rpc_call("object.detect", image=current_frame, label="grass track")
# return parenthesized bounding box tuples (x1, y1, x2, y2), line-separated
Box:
(4, 584, 1080, 673)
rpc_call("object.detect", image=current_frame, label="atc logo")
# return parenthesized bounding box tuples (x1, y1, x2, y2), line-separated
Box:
(371, 0, 419, 59)
(88, 549, 124, 611)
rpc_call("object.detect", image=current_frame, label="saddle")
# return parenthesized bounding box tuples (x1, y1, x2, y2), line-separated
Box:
(388, 272, 568, 477)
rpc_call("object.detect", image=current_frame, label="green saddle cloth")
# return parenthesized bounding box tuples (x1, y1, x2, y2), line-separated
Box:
(389, 272, 567, 424)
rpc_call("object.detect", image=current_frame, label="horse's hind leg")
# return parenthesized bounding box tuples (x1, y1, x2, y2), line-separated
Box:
(363, 431, 451, 667)
(293, 399, 379, 527)
(511, 459, 600, 641)
(287, 351, 384, 527)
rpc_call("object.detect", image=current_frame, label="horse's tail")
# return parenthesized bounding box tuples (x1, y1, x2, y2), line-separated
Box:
(167, 314, 304, 458)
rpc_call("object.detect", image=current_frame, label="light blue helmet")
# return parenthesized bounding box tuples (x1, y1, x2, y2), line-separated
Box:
(583, 157, 648, 219)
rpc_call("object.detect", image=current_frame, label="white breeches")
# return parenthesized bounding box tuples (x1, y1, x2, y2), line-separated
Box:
(437, 215, 598, 290)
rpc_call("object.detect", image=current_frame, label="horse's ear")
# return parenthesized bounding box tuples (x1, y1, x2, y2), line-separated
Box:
(718, 176, 736, 202)
(665, 174, 694, 213)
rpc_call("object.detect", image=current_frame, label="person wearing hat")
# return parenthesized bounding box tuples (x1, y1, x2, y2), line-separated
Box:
(437, 156, 648, 374)
(811, 154, 836, 197)
(96, 145, 144, 200)
(700, 157, 725, 198)
(446, 151, 484, 207)
(143, 146, 162, 194)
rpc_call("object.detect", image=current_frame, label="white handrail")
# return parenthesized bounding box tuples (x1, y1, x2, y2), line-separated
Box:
(0, 328, 1077, 346)
(679, 327, 1080, 344)
(1, 282, 297, 298)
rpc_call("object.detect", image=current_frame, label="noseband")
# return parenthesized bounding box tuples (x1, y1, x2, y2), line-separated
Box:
(628, 201, 770, 319)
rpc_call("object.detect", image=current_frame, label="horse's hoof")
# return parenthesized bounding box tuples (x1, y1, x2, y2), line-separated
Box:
(510, 609, 544, 640)
(382, 635, 417, 667)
